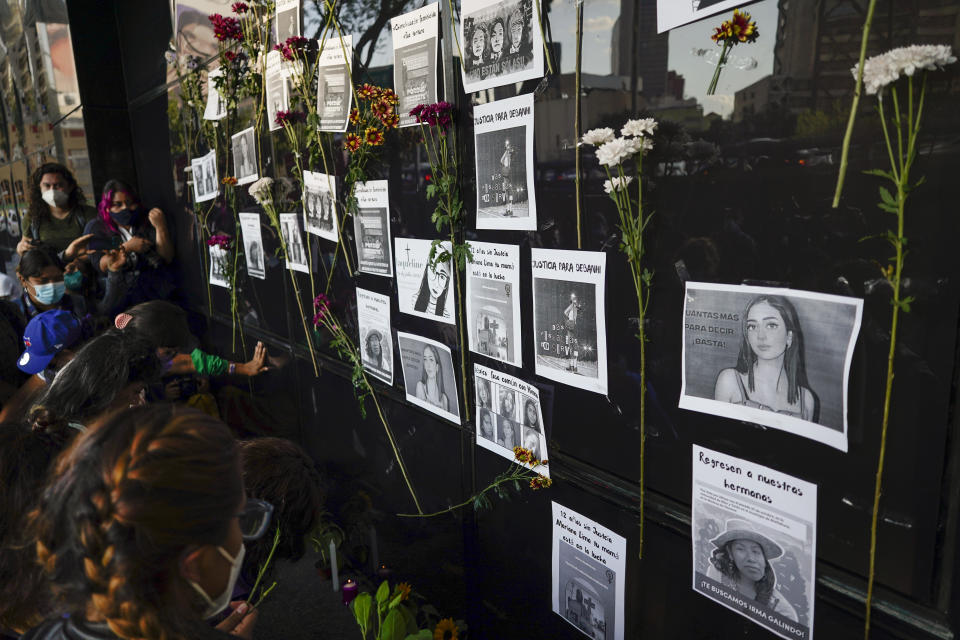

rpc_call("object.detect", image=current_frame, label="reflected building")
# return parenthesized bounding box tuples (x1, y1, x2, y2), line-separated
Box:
(611, 0, 669, 100)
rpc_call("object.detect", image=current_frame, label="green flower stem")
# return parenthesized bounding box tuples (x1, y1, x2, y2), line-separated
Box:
(832, 0, 878, 208)
(447, 0, 464, 64)
(706, 40, 731, 95)
(248, 525, 280, 607)
(574, 0, 583, 249)
(533, 0, 554, 74)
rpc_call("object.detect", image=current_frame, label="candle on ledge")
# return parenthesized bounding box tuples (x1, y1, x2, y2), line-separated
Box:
(377, 563, 392, 580)
(342, 579, 358, 606)
(330, 540, 339, 591)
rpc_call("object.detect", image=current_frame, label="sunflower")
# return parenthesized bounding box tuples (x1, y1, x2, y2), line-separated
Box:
(364, 127, 384, 146)
(433, 618, 458, 640)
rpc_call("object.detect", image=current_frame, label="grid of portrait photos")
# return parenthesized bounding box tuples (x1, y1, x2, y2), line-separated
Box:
(190, 150, 218, 203)
(474, 364, 547, 475)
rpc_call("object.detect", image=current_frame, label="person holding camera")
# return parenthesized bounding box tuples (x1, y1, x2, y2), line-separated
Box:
(17, 163, 96, 260)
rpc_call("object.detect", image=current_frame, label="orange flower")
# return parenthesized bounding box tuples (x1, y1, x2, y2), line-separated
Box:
(349, 108, 360, 125)
(221, 176, 238, 186)
(345, 133, 362, 152)
(371, 98, 393, 118)
(513, 446, 533, 465)
(711, 9, 758, 44)
(364, 127, 384, 146)
(357, 83, 378, 100)
(530, 475, 553, 490)
(379, 113, 399, 129)
(396, 582, 412, 601)
(433, 618, 458, 640)
(379, 88, 399, 105)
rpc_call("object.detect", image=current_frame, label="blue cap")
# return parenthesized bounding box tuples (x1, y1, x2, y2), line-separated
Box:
(17, 310, 81, 375)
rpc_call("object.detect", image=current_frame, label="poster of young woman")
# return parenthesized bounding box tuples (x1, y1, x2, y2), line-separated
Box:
(357, 288, 394, 385)
(279, 213, 309, 273)
(474, 364, 547, 475)
(302, 170, 338, 242)
(397, 331, 460, 423)
(551, 502, 626, 640)
(231, 127, 258, 185)
(208, 244, 229, 288)
(238, 212, 265, 280)
(190, 150, 218, 203)
(531, 249, 607, 395)
(460, 0, 544, 93)
(394, 238, 455, 325)
(390, 3, 439, 128)
(466, 241, 522, 366)
(202, 68, 226, 120)
(353, 180, 393, 277)
(316, 34, 353, 132)
(473, 93, 536, 231)
(692, 445, 817, 640)
(275, 0, 300, 41)
(678, 282, 863, 452)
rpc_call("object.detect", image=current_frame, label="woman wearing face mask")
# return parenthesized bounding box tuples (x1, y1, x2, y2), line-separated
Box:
(13, 245, 72, 321)
(16, 163, 95, 259)
(21, 405, 266, 640)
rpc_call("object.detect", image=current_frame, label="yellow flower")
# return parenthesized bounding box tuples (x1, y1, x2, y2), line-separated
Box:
(396, 581, 412, 601)
(433, 618, 458, 640)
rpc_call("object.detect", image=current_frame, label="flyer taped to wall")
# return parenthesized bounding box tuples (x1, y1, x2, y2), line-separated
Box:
(461, 0, 545, 93)
(531, 249, 607, 395)
(302, 170, 338, 242)
(279, 212, 309, 273)
(692, 445, 817, 640)
(357, 287, 394, 385)
(657, 0, 761, 33)
(238, 212, 266, 280)
(275, 0, 300, 40)
(474, 363, 547, 475)
(190, 150, 218, 203)
(316, 34, 353, 132)
(395, 237, 455, 325)
(231, 127, 258, 186)
(202, 68, 226, 120)
(473, 93, 536, 231)
(552, 502, 626, 640)
(467, 241, 522, 366)
(208, 244, 229, 288)
(391, 2, 439, 128)
(397, 331, 460, 423)
(353, 180, 393, 277)
(679, 282, 863, 452)
(265, 50, 289, 131)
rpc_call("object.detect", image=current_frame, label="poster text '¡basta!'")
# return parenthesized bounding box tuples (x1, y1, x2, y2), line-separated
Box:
(474, 106, 532, 125)
(531, 260, 601, 274)
(556, 508, 621, 564)
(686, 308, 738, 348)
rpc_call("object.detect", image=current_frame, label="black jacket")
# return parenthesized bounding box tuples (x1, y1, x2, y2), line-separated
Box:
(21, 617, 233, 640)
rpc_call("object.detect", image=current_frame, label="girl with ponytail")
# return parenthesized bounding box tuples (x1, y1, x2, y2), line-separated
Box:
(22, 405, 269, 640)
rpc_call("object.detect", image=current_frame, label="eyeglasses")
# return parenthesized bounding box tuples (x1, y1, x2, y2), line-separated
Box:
(237, 498, 274, 541)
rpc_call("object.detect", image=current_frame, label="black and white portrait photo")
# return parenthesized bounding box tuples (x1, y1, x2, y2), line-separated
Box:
(239, 212, 265, 280)
(265, 50, 288, 132)
(353, 180, 393, 277)
(467, 242, 522, 366)
(679, 282, 863, 452)
(552, 502, 626, 640)
(657, 0, 749, 32)
(231, 127, 258, 186)
(395, 238, 455, 325)
(190, 150, 218, 203)
(316, 34, 353, 132)
(474, 364, 549, 473)
(461, 0, 544, 93)
(303, 171, 337, 242)
(279, 212, 309, 273)
(692, 446, 817, 640)
(473, 93, 536, 230)
(357, 288, 394, 385)
(275, 0, 300, 42)
(209, 245, 229, 288)
(531, 249, 608, 395)
(398, 332, 460, 424)
(390, 3, 439, 128)
(203, 69, 226, 120)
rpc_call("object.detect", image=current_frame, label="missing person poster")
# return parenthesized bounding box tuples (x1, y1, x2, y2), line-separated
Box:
(203, 68, 226, 120)
(209, 244, 229, 288)
(474, 364, 547, 475)
(357, 288, 394, 385)
(190, 150, 218, 203)
(231, 127, 258, 186)
(692, 445, 817, 640)
(265, 50, 289, 131)
(238, 212, 265, 280)
(303, 170, 338, 242)
(552, 502, 626, 640)
(353, 180, 393, 277)
(275, 0, 300, 41)
(678, 282, 863, 452)
(316, 34, 353, 132)
(279, 212, 309, 273)
(473, 93, 536, 231)
(467, 241, 521, 366)
(391, 2, 439, 128)
(397, 331, 460, 423)
(657, 0, 759, 33)
(531, 249, 607, 395)
(461, 0, 545, 93)
(395, 238, 455, 325)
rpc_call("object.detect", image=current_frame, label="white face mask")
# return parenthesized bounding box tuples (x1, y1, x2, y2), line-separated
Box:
(41, 189, 69, 208)
(188, 543, 245, 618)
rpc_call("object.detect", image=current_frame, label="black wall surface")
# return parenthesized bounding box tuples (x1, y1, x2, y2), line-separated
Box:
(65, 1, 960, 638)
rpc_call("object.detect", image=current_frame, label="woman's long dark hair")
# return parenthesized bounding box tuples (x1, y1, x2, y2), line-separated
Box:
(97, 179, 142, 234)
(524, 398, 539, 430)
(17, 244, 64, 280)
(27, 330, 161, 436)
(27, 163, 85, 227)
(735, 295, 810, 405)
(121, 300, 194, 351)
(418, 344, 446, 399)
(0, 423, 66, 632)
(709, 544, 776, 607)
(28, 405, 241, 639)
(413, 263, 449, 315)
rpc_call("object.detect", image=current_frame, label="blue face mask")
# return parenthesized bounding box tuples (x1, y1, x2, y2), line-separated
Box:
(32, 281, 65, 306)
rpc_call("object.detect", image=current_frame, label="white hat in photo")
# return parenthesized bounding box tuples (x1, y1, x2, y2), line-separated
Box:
(710, 519, 783, 560)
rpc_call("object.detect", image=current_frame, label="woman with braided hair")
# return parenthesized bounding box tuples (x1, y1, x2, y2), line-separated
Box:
(22, 405, 272, 640)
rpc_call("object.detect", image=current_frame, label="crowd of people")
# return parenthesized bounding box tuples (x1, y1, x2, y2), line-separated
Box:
(0, 164, 324, 639)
